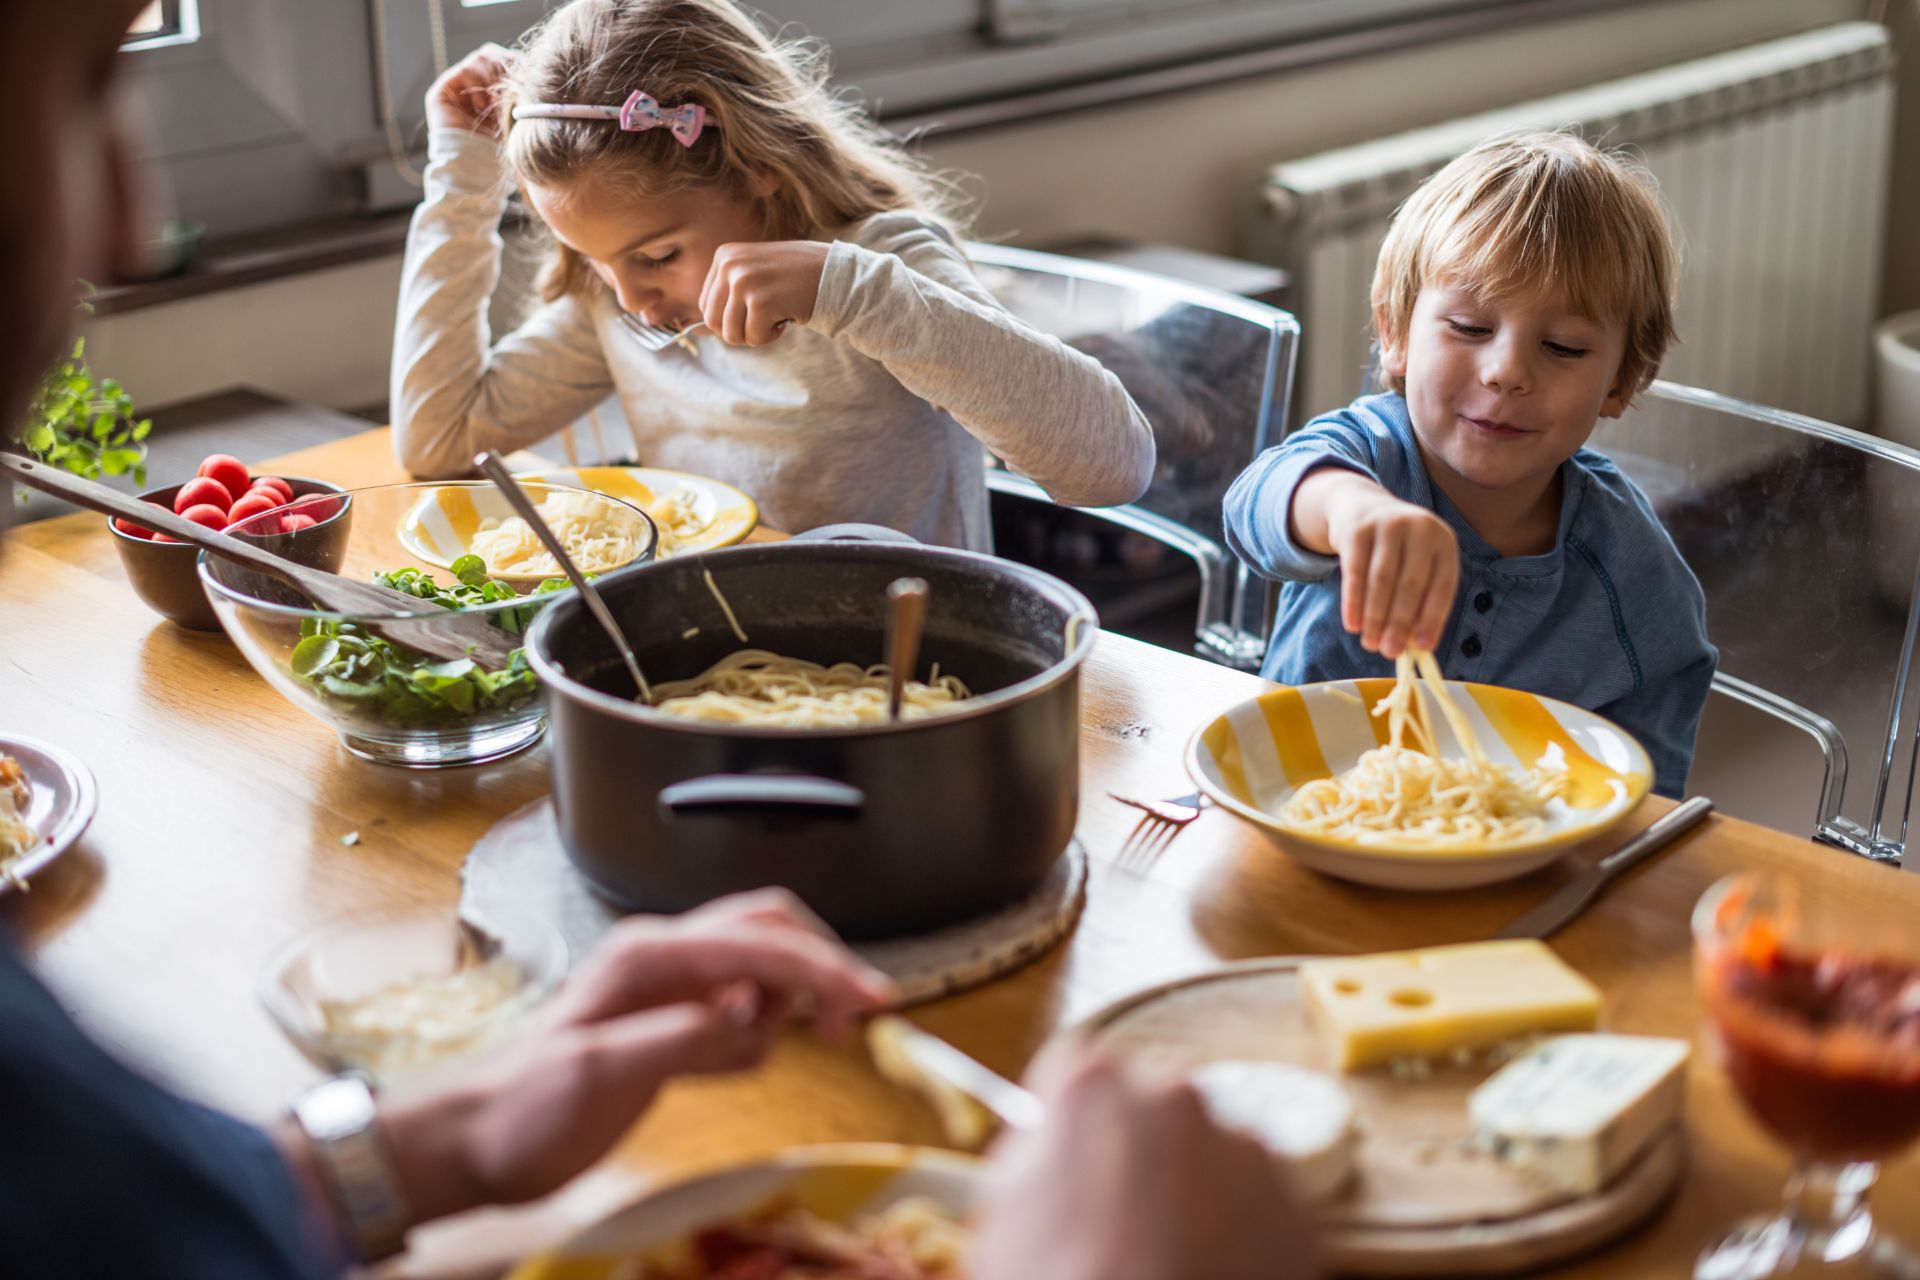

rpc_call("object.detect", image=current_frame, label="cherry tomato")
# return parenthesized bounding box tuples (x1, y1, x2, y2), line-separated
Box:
(115, 518, 155, 539)
(179, 503, 229, 531)
(251, 476, 294, 504)
(226, 492, 282, 529)
(172, 476, 235, 514)
(280, 513, 319, 532)
(196, 454, 251, 503)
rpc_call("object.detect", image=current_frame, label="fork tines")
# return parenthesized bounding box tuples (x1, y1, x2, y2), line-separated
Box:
(619, 313, 703, 353)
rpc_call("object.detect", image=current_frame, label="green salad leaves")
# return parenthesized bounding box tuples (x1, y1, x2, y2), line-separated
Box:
(289, 556, 569, 725)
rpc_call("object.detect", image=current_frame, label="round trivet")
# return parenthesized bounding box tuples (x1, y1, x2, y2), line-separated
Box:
(459, 796, 1087, 1006)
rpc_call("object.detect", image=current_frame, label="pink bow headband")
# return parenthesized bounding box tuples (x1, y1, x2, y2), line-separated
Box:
(511, 90, 711, 147)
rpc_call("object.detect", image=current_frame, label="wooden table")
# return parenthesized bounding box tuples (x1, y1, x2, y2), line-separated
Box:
(2, 428, 1916, 1276)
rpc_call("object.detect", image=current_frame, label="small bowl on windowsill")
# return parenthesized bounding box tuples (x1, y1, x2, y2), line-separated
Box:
(113, 218, 205, 283)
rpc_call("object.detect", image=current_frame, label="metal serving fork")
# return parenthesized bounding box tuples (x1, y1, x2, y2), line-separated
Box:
(1110, 789, 1206, 869)
(618, 313, 707, 353)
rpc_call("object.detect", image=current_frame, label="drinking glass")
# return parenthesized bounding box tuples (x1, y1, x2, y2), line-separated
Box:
(1693, 871, 1920, 1278)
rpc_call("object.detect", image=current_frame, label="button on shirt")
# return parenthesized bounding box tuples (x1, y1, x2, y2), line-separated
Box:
(1223, 393, 1716, 798)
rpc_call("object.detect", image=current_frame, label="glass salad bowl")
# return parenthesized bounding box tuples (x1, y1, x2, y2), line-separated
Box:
(197, 481, 656, 767)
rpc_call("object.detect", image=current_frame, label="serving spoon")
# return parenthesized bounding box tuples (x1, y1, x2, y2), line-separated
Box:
(3, 454, 519, 669)
(883, 577, 929, 721)
(473, 451, 653, 702)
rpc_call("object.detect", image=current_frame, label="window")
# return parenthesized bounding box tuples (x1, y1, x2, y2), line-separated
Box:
(124, 0, 198, 50)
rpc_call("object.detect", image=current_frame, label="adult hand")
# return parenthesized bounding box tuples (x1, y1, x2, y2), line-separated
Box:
(698, 241, 830, 347)
(362, 890, 895, 1223)
(1295, 467, 1460, 657)
(425, 43, 514, 139)
(969, 1043, 1321, 1280)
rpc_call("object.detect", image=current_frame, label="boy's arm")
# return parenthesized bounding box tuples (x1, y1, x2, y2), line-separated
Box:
(1225, 436, 1459, 656)
(390, 129, 616, 479)
(807, 219, 1155, 509)
(1595, 651, 1716, 800)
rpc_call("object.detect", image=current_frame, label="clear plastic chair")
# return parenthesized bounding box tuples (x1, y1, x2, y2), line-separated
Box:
(968, 243, 1301, 669)
(1589, 379, 1920, 864)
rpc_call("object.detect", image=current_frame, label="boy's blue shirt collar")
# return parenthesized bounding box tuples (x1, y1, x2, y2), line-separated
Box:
(1361, 392, 1589, 579)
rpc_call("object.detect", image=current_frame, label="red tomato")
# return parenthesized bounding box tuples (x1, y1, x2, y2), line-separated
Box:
(179, 503, 229, 531)
(115, 518, 155, 539)
(226, 492, 282, 528)
(289, 495, 340, 523)
(172, 476, 235, 514)
(153, 533, 181, 543)
(280, 513, 319, 532)
(196, 454, 250, 502)
(251, 476, 294, 503)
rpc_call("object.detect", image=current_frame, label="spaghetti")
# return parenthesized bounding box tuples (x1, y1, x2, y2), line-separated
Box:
(469, 489, 652, 575)
(638, 1196, 966, 1279)
(1279, 649, 1568, 847)
(0, 755, 33, 884)
(648, 650, 971, 727)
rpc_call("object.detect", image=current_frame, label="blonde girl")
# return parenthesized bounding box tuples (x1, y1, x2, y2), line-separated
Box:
(391, 0, 1154, 549)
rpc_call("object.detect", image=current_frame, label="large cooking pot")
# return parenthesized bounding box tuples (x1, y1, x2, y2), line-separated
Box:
(523, 532, 1097, 937)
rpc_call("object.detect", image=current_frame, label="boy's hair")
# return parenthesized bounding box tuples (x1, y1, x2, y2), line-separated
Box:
(502, 0, 970, 303)
(1370, 130, 1678, 401)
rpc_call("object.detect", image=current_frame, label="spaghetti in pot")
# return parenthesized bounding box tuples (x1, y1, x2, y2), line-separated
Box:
(1279, 649, 1568, 846)
(648, 650, 972, 727)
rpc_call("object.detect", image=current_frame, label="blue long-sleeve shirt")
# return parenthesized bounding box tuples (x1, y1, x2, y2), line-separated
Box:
(1224, 392, 1715, 798)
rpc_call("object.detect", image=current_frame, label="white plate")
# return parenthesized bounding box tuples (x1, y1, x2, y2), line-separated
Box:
(507, 1144, 979, 1278)
(1, 734, 99, 892)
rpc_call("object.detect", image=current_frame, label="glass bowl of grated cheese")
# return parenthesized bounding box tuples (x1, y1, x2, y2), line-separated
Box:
(260, 908, 568, 1085)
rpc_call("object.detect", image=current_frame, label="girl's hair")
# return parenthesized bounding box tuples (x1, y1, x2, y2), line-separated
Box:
(1370, 130, 1679, 402)
(500, 0, 970, 303)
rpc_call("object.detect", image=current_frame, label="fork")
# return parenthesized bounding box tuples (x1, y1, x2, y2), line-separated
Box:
(1110, 789, 1206, 869)
(618, 313, 707, 353)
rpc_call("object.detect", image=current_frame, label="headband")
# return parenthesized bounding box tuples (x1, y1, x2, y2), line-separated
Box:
(511, 90, 710, 148)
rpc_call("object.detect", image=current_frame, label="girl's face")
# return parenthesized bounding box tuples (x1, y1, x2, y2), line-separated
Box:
(527, 174, 769, 330)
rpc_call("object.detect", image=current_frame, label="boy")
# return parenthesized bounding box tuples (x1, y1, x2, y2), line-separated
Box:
(1224, 132, 1714, 798)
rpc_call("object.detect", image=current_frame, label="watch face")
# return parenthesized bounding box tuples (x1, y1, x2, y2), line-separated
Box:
(300, 1076, 379, 1141)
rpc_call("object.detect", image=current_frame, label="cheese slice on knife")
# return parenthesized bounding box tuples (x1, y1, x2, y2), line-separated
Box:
(1299, 941, 1601, 1071)
(1468, 1034, 1689, 1194)
(1190, 1060, 1356, 1202)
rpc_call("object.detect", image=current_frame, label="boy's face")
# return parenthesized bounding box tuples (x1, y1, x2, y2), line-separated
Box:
(527, 174, 769, 331)
(1379, 278, 1632, 498)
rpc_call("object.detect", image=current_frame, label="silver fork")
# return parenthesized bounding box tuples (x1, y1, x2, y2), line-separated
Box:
(1110, 789, 1206, 869)
(618, 313, 707, 353)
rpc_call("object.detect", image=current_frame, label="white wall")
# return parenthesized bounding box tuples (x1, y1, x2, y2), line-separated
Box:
(82, 0, 1878, 418)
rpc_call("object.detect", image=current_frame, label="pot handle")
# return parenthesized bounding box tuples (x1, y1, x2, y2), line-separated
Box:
(788, 523, 921, 545)
(1065, 606, 1098, 654)
(659, 774, 866, 817)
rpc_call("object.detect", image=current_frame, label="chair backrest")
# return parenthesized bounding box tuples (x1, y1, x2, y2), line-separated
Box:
(966, 242, 1301, 669)
(1589, 379, 1920, 864)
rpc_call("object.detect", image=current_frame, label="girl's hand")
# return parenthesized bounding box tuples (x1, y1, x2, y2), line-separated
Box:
(426, 43, 514, 139)
(970, 1044, 1321, 1280)
(699, 241, 830, 347)
(1294, 468, 1459, 657)
(362, 890, 895, 1220)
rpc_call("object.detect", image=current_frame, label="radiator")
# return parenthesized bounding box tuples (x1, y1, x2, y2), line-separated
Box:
(1242, 21, 1895, 465)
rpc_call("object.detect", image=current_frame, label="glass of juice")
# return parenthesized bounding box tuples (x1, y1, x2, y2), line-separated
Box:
(1693, 870, 1920, 1278)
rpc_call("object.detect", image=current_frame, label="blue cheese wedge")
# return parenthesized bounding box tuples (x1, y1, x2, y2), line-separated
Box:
(1190, 1060, 1357, 1203)
(1468, 1034, 1689, 1194)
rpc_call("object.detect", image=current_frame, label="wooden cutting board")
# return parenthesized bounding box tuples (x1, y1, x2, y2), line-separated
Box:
(1080, 958, 1684, 1276)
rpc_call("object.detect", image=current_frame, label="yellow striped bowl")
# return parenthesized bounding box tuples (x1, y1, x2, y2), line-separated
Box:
(506, 1145, 978, 1279)
(1185, 680, 1653, 890)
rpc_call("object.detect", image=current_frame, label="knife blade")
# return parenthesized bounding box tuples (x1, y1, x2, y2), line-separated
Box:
(867, 1014, 1044, 1147)
(1493, 795, 1715, 940)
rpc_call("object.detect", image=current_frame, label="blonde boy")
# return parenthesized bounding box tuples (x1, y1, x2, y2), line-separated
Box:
(1224, 132, 1714, 797)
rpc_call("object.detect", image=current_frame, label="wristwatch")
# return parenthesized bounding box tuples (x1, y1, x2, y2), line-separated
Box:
(290, 1074, 412, 1263)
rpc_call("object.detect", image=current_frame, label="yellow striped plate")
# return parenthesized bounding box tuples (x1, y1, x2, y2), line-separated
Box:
(1185, 680, 1653, 890)
(506, 1145, 979, 1279)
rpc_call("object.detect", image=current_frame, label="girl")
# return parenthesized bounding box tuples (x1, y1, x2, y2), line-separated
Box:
(392, 0, 1155, 550)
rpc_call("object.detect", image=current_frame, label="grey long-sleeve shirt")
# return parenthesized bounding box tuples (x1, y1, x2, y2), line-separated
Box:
(390, 129, 1155, 549)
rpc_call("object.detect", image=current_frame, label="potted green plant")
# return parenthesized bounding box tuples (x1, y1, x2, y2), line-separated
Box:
(11, 324, 151, 505)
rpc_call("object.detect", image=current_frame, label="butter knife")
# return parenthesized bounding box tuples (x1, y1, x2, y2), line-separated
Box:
(868, 1015, 1044, 1148)
(1493, 795, 1715, 940)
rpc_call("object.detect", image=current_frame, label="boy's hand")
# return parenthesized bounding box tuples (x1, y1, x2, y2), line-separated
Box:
(1293, 468, 1459, 658)
(426, 44, 514, 139)
(699, 241, 829, 347)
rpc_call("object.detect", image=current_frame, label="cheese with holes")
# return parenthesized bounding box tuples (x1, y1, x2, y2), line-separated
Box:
(1190, 1060, 1356, 1202)
(1299, 941, 1602, 1071)
(1469, 1034, 1689, 1193)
